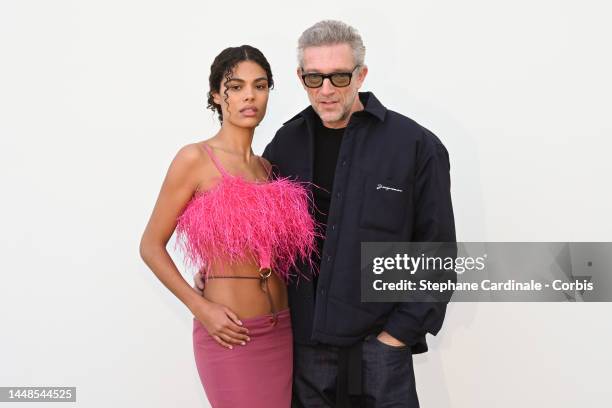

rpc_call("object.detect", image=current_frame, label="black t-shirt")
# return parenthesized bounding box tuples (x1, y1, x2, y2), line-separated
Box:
(312, 119, 345, 294)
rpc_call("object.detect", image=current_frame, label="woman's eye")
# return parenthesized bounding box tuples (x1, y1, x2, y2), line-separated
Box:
(230, 85, 241, 91)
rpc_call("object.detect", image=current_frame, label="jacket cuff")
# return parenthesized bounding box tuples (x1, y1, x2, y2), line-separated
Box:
(382, 310, 425, 347)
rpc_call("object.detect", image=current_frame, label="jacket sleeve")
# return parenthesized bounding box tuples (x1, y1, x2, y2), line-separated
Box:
(383, 131, 457, 351)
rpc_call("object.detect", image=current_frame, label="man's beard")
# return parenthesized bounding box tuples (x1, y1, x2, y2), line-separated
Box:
(317, 101, 351, 124)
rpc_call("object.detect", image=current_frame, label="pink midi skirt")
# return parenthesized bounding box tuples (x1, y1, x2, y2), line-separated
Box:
(193, 308, 293, 408)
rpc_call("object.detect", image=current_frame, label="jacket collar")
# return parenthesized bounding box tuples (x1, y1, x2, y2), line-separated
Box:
(283, 91, 387, 125)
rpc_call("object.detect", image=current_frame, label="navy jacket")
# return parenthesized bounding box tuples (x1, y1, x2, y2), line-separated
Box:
(263, 92, 456, 353)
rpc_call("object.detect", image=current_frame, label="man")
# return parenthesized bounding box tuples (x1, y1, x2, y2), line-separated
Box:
(261, 20, 456, 408)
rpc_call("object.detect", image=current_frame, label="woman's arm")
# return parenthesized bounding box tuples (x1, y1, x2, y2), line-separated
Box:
(139, 144, 204, 310)
(139, 143, 249, 348)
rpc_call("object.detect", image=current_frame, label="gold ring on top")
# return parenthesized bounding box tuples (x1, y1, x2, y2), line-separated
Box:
(259, 267, 272, 279)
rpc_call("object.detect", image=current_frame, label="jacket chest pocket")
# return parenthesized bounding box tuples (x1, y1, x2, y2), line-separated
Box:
(359, 171, 412, 233)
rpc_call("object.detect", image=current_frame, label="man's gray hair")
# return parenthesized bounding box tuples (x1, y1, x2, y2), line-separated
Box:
(297, 20, 366, 67)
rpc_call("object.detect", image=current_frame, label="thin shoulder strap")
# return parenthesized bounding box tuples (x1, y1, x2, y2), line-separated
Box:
(257, 156, 272, 180)
(202, 143, 229, 177)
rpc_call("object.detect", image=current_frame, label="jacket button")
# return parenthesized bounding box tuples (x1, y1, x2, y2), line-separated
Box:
(336, 191, 342, 198)
(326, 255, 332, 262)
(342, 160, 347, 166)
(331, 224, 336, 231)
(319, 287, 325, 295)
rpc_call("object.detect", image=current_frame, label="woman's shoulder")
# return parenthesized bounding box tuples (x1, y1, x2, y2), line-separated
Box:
(172, 141, 218, 171)
(169, 141, 220, 191)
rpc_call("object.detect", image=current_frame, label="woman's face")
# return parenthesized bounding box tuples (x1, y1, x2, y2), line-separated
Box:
(212, 60, 270, 129)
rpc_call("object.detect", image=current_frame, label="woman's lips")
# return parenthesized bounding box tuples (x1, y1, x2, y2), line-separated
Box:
(240, 107, 258, 117)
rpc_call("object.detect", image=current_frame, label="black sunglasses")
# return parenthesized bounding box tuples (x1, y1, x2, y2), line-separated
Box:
(300, 65, 360, 88)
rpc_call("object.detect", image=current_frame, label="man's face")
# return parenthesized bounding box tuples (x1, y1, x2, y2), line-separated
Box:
(298, 43, 368, 128)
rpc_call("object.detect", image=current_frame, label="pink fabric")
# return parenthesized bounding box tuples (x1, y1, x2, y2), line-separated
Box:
(174, 144, 319, 283)
(193, 309, 293, 408)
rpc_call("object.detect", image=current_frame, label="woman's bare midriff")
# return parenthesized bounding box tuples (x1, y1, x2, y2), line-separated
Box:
(202, 259, 289, 319)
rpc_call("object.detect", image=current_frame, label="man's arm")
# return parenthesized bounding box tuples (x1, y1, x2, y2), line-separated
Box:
(382, 132, 457, 348)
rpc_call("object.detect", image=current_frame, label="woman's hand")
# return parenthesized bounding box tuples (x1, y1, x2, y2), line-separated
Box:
(192, 299, 250, 349)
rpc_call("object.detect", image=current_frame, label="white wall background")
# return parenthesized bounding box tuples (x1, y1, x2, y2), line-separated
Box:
(1, 0, 611, 407)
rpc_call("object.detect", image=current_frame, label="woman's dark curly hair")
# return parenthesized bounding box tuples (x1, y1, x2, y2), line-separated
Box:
(207, 45, 274, 123)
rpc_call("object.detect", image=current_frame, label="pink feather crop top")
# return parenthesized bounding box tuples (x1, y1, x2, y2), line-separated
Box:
(174, 143, 318, 283)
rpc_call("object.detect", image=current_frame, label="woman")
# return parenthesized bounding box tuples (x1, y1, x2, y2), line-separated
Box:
(139, 45, 318, 407)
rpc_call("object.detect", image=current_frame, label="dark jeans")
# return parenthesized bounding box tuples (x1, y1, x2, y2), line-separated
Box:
(292, 334, 420, 408)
